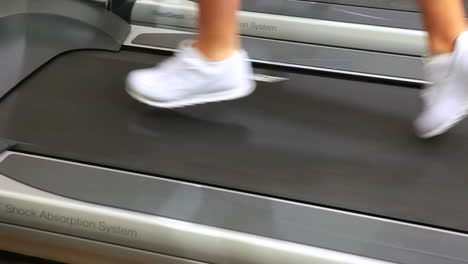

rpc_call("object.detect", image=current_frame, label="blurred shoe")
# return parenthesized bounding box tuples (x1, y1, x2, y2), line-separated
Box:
(415, 31, 468, 138)
(126, 40, 256, 108)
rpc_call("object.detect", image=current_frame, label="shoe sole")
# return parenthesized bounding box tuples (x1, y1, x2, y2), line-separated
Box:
(126, 81, 256, 109)
(418, 106, 468, 139)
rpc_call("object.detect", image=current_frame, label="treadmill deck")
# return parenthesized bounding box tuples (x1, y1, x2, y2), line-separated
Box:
(1, 48, 468, 232)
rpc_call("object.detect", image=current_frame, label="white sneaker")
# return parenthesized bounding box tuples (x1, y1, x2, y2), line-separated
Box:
(126, 40, 256, 108)
(415, 32, 468, 138)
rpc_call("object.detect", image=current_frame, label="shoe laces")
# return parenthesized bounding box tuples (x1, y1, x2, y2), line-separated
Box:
(159, 44, 212, 77)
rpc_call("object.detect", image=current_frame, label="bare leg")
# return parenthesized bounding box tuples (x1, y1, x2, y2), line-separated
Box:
(418, 0, 466, 55)
(414, 1, 468, 138)
(195, 0, 241, 61)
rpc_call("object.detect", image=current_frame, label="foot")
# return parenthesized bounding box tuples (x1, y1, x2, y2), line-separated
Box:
(126, 40, 256, 108)
(414, 31, 468, 138)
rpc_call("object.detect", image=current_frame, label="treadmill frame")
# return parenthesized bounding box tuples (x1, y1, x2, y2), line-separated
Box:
(1, 1, 466, 263)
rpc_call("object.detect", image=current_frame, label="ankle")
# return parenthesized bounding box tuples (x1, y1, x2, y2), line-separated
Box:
(429, 37, 456, 56)
(428, 29, 467, 56)
(194, 41, 239, 62)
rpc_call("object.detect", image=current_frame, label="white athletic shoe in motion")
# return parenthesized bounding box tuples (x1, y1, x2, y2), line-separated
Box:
(415, 32, 468, 138)
(126, 40, 256, 108)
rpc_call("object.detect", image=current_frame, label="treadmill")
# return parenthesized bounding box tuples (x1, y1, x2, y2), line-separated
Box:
(1, 0, 468, 263)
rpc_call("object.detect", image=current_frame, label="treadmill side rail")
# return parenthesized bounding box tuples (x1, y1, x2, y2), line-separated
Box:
(2, 152, 468, 264)
(0, 0, 130, 100)
(0, 224, 207, 264)
(131, 0, 427, 56)
(0, 155, 392, 264)
(128, 27, 425, 83)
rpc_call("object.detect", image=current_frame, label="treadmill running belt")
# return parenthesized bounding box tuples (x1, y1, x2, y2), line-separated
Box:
(1, 49, 468, 232)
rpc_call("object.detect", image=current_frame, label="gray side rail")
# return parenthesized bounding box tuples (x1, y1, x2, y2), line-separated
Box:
(0, 223, 207, 264)
(1, 152, 468, 264)
(313, 0, 468, 12)
(241, 0, 423, 30)
(131, 0, 427, 56)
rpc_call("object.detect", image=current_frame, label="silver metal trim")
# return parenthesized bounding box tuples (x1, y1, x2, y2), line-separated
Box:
(312, 0, 419, 11)
(313, 0, 468, 12)
(241, 0, 423, 30)
(0, 223, 207, 264)
(0, 152, 392, 264)
(123, 24, 191, 45)
(131, 0, 427, 56)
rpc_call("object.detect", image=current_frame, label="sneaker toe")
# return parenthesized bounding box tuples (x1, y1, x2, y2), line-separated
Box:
(414, 103, 464, 138)
(127, 69, 181, 102)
